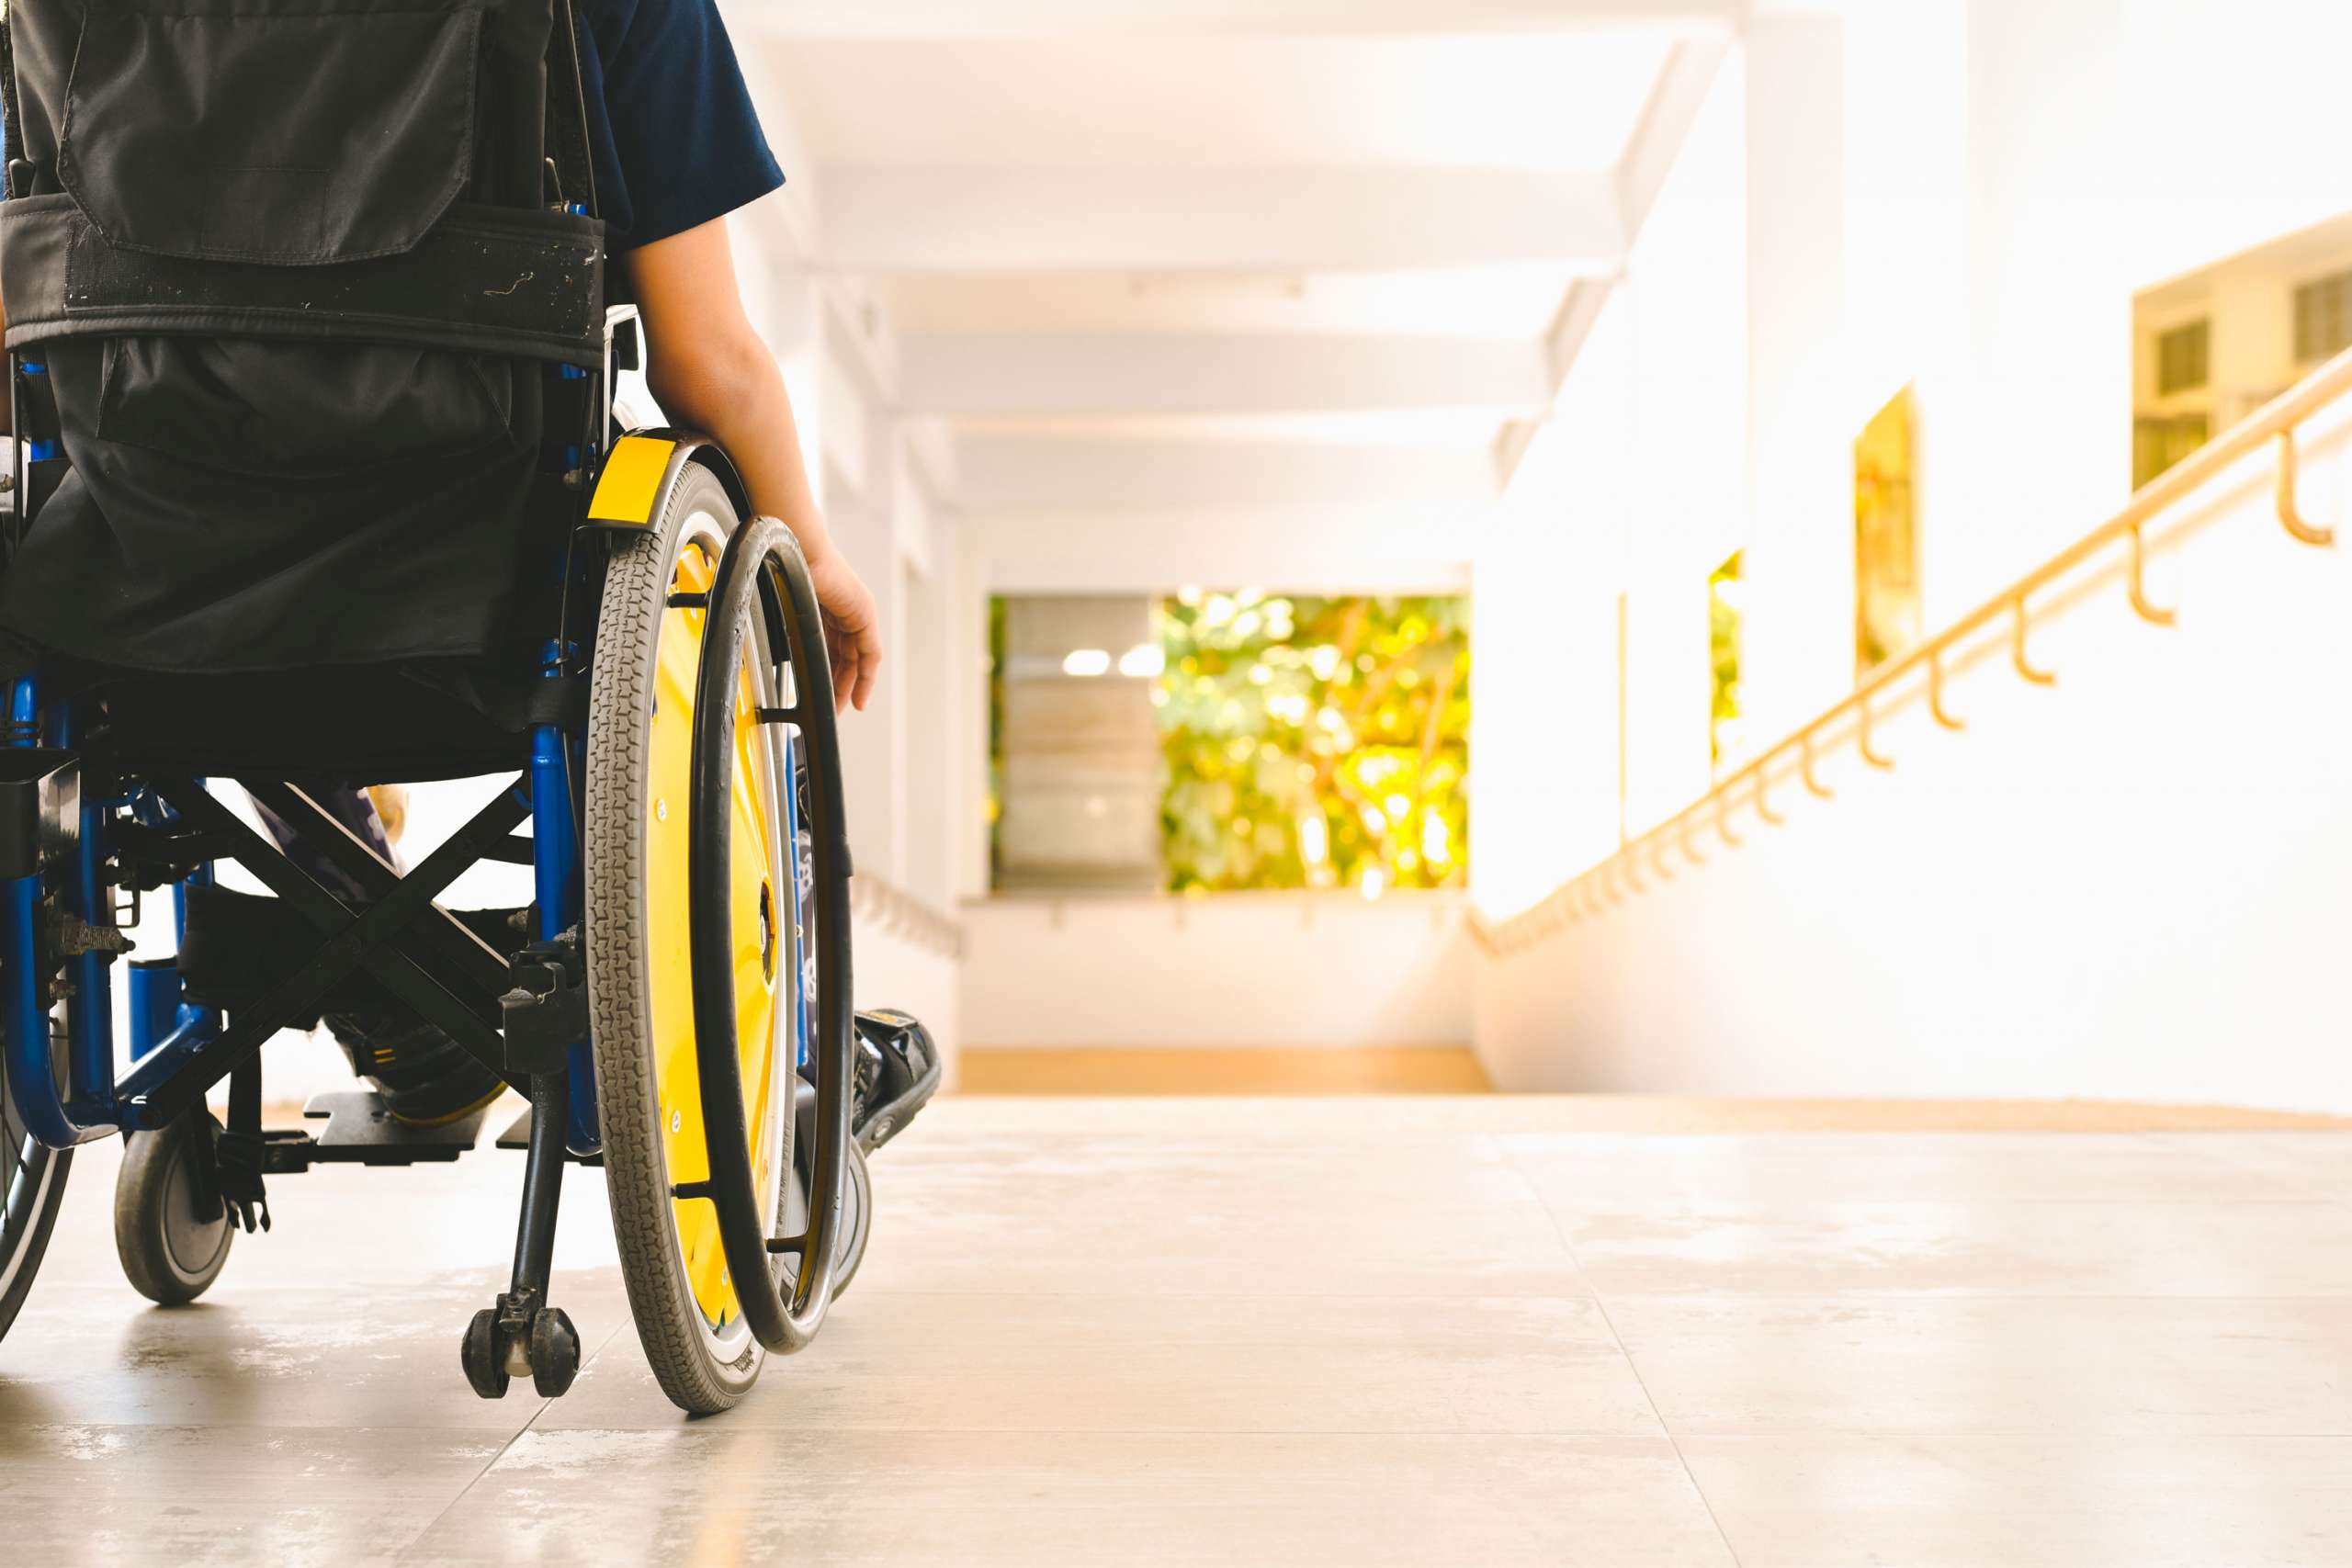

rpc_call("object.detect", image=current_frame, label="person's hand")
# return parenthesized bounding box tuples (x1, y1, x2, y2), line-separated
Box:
(805, 543, 880, 714)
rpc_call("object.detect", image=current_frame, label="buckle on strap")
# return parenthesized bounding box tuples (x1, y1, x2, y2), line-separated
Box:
(499, 931, 587, 1077)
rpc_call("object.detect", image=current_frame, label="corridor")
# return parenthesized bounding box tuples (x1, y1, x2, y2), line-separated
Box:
(7, 0, 2352, 1559)
(6, 1100, 2349, 1566)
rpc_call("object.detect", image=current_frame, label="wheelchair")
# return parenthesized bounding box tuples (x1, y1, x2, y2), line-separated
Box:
(0, 0, 914, 1416)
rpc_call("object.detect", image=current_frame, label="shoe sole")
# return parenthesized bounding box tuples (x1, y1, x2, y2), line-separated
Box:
(855, 1053, 942, 1154)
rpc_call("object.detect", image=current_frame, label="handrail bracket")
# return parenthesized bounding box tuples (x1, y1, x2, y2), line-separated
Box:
(2011, 596, 2056, 685)
(1801, 728, 1833, 799)
(1928, 652, 1966, 731)
(2278, 430, 2335, 547)
(1857, 702, 1894, 770)
(2127, 522, 2177, 626)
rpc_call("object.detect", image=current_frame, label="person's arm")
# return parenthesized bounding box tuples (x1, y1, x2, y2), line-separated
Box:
(626, 217, 878, 713)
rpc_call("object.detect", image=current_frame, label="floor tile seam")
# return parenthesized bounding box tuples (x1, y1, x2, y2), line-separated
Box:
(1491, 1134, 1747, 1568)
(1569, 1290, 2352, 1303)
(380, 1320, 628, 1561)
(1658, 1428, 2352, 1442)
(1544, 1195, 2343, 1210)
(511, 1423, 1697, 1440)
(768, 1286, 1607, 1300)
(1665, 1438, 2352, 1448)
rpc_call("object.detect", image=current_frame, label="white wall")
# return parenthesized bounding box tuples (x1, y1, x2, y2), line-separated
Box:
(1476, 404, 2352, 1113)
(855, 919, 964, 1089)
(962, 895, 1472, 1050)
(1465, 1, 2352, 1111)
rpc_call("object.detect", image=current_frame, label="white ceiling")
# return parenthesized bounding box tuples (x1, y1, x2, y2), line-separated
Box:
(729, 4, 1730, 516)
(762, 34, 1675, 172)
(871, 264, 1586, 340)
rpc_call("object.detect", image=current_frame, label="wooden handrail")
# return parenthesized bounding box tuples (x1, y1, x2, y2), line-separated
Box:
(1476, 341, 2352, 957)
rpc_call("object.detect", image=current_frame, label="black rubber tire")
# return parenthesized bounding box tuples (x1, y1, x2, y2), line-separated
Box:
(112, 1114, 234, 1308)
(587, 462, 795, 1416)
(530, 1307, 582, 1398)
(834, 1138, 872, 1300)
(462, 1307, 510, 1399)
(0, 1088, 73, 1344)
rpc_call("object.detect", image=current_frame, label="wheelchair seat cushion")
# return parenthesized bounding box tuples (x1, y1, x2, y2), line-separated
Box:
(64, 657, 581, 782)
(0, 336, 543, 673)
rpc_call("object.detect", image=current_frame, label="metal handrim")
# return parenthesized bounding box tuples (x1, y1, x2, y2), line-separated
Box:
(686, 515, 854, 1356)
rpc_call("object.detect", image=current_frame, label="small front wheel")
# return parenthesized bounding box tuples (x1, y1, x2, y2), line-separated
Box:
(461, 1308, 511, 1400)
(833, 1139, 873, 1300)
(113, 1112, 234, 1307)
(529, 1307, 582, 1398)
(775, 1121, 871, 1302)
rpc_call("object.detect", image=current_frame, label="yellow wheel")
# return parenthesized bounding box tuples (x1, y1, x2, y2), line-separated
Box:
(585, 461, 797, 1414)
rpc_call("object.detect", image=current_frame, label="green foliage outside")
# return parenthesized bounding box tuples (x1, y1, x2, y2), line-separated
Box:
(1156, 591, 1469, 894)
(1709, 551, 1743, 772)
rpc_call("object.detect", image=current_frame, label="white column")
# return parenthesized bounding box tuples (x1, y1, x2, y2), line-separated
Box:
(953, 537, 993, 901)
(1739, 11, 1852, 738)
(1934, 0, 2129, 619)
(1469, 301, 1634, 917)
(817, 310, 901, 886)
(899, 503, 959, 910)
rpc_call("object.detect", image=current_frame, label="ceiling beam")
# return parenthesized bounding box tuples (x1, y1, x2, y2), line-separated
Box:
(956, 436, 1498, 512)
(824, 166, 1624, 275)
(745, 0, 1739, 38)
(901, 334, 1551, 420)
(1497, 34, 1732, 489)
(972, 507, 1474, 595)
(1616, 34, 1734, 240)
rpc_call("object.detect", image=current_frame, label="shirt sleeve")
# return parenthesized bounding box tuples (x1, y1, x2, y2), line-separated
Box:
(596, 0, 786, 251)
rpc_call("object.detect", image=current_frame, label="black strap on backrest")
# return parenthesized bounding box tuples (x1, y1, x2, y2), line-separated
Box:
(1, 194, 604, 364)
(544, 0, 597, 218)
(0, 18, 24, 202)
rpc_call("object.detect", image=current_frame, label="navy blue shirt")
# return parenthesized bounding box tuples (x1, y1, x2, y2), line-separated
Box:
(574, 0, 786, 252)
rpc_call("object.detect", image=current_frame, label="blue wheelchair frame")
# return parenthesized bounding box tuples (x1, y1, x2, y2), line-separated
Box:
(0, 685, 605, 1159)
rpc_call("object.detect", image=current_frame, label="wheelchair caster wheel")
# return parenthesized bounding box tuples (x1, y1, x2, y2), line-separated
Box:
(834, 1138, 873, 1301)
(461, 1308, 510, 1400)
(529, 1307, 581, 1397)
(114, 1113, 235, 1307)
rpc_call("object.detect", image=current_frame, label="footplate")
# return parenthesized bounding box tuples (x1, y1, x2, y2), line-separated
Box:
(300, 1090, 488, 1164)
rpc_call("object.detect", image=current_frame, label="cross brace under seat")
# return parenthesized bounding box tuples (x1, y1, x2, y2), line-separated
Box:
(114, 776, 532, 1131)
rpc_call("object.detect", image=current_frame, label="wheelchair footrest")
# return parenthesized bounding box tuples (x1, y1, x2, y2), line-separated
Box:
(299, 1090, 487, 1165)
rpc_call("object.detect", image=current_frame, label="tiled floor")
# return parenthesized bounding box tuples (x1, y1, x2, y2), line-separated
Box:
(4, 1098, 2350, 1565)
(956, 1046, 1493, 1094)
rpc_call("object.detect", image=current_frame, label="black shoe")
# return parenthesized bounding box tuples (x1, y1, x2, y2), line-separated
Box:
(323, 1010, 506, 1128)
(852, 1009, 940, 1152)
(322, 908, 526, 1127)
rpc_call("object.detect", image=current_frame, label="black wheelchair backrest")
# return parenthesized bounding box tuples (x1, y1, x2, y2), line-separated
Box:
(2, 0, 601, 365)
(0, 0, 610, 682)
